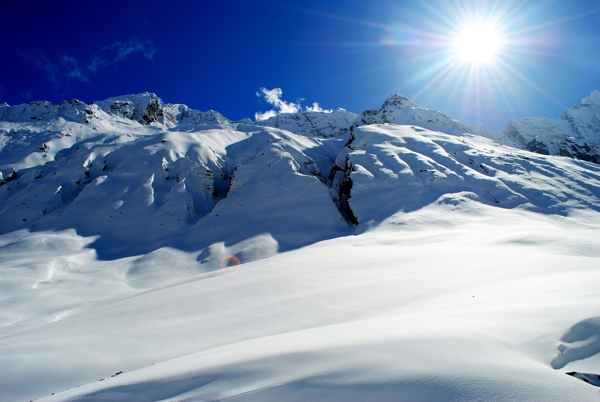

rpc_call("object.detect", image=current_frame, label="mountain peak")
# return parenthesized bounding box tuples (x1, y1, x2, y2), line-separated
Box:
(581, 90, 600, 107)
(381, 94, 417, 109)
(353, 93, 476, 135)
(95, 92, 163, 125)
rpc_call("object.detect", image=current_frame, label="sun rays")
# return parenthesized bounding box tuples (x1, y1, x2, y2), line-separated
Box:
(373, 1, 600, 127)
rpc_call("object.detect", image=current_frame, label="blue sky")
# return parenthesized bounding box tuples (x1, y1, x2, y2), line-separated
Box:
(1, 0, 600, 131)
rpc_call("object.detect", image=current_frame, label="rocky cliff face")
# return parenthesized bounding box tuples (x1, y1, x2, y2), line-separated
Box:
(94, 93, 165, 125)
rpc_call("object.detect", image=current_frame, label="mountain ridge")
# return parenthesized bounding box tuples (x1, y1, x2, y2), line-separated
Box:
(3, 90, 600, 164)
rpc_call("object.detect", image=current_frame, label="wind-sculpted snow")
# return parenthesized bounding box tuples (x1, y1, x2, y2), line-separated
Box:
(11, 208, 600, 402)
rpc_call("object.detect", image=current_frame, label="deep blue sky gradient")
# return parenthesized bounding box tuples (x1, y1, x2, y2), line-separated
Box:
(1, 0, 600, 131)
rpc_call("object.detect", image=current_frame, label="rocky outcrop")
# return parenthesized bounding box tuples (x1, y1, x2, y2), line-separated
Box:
(95, 92, 164, 125)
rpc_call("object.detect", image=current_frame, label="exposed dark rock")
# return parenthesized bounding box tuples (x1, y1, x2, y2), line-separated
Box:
(525, 139, 550, 155)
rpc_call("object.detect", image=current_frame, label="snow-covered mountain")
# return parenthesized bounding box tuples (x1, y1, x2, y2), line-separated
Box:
(495, 91, 600, 163)
(1, 92, 600, 401)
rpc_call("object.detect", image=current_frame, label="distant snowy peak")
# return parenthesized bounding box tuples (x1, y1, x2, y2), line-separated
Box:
(256, 109, 358, 138)
(497, 90, 600, 163)
(353, 94, 492, 137)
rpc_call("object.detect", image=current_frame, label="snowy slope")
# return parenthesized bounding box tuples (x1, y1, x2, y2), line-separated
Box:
(0, 93, 600, 401)
(330, 124, 600, 227)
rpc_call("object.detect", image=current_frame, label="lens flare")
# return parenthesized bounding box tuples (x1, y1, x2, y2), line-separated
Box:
(220, 255, 241, 274)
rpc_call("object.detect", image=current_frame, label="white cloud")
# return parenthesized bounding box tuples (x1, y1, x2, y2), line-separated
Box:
(254, 110, 277, 121)
(255, 87, 301, 120)
(305, 102, 333, 113)
(255, 88, 335, 121)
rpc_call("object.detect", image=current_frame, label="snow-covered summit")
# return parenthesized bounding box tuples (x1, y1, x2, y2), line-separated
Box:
(5, 89, 600, 164)
(353, 94, 493, 137)
(0, 98, 96, 125)
(94, 92, 165, 125)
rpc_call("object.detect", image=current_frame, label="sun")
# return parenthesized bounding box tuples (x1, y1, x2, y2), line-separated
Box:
(454, 23, 501, 64)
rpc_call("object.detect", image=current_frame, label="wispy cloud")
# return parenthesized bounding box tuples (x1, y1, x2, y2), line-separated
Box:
(255, 87, 335, 121)
(21, 37, 156, 91)
(103, 38, 156, 63)
(21, 90, 33, 100)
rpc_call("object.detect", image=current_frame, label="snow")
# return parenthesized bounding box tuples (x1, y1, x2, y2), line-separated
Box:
(0, 93, 599, 401)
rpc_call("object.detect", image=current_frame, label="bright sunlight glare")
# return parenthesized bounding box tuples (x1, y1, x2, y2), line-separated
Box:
(455, 23, 501, 63)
